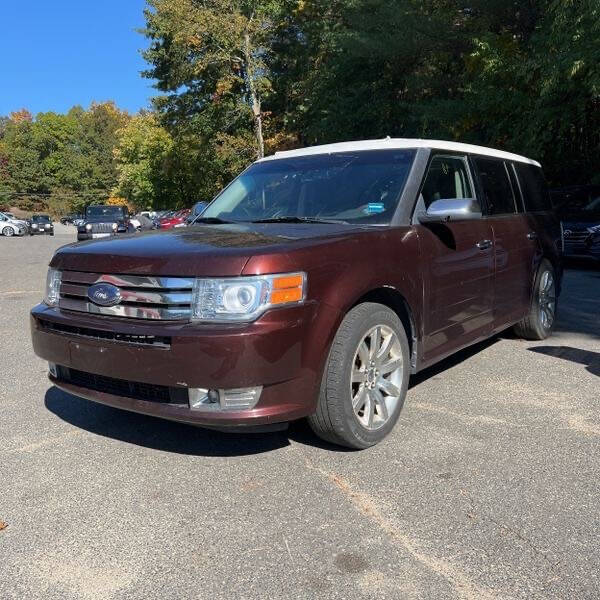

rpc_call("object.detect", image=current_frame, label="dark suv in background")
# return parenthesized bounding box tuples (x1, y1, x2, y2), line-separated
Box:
(29, 214, 54, 236)
(77, 205, 130, 241)
(551, 185, 600, 261)
(31, 138, 561, 449)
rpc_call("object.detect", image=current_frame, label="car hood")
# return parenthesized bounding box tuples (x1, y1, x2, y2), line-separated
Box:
(51, 222, 364, 277)
(562, 219, 600, 228)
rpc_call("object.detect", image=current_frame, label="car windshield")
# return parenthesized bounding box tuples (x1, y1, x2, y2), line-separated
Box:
(86, 206, 125, 218)
(201, 150, 416, 225)
(32, 215, 51, 223)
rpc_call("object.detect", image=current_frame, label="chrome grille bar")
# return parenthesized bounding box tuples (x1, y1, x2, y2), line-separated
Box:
(90, 223, 114, 234)
(59, 271, 195, 320)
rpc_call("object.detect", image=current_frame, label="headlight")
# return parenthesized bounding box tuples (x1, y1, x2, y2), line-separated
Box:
(191, 272, 306, 322)
(31, 223, 38, 228)
(112, 222, 118, 231)
(44, 268, 62, 307)
(587, 225, 600, 234)
(85, 223, 92, 231)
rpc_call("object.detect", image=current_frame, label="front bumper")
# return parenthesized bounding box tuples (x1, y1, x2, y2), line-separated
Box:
(77, 232, 118, 241)
(30, 228, 54, 235)
(31, 302, 335, 427)
(563, 233, 600, 260)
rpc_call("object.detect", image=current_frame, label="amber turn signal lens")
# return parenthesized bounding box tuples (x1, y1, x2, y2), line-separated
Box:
(272, 274, 304, 290)
(270, 288, 303, 304)
(269, 273, 305, 305)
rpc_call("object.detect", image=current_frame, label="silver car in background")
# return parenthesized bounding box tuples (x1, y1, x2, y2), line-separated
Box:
(0, 212, 27, 237)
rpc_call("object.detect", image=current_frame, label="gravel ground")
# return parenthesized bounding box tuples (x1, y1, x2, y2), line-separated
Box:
(1, 230, 599, 599)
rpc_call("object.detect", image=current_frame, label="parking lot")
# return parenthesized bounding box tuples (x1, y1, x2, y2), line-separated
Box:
(1, 229, 599, 599)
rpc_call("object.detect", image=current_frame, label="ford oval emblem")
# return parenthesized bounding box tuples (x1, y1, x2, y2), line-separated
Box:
(87, 283, 122, 307)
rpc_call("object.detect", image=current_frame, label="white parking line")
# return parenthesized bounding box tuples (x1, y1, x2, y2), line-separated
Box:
(0, 290, 43, 296)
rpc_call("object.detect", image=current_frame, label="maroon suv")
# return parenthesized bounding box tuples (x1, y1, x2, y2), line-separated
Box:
(31, 139, 561, 448)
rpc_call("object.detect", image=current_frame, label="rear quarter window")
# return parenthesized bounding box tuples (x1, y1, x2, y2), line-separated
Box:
(515, 163, 552, 212)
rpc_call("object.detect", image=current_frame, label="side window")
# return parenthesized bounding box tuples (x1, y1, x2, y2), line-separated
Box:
(514, 163, 552, 212)
(474, 157, 517, 215)
(421, 155, 473, 209)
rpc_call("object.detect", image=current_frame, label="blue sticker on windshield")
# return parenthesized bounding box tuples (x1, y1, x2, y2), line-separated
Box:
(365, 203, 385, 214)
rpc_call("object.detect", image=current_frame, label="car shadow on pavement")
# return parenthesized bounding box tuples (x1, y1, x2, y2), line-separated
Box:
(408, 336, 499, 389)
(529, 346, 600, 377)
(44, 386, 367, 454)
(44, 386, 293, 457)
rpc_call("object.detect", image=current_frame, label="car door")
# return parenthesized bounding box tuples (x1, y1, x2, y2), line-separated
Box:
(472, 157, 537, 329)
(416, 154, 495, 364)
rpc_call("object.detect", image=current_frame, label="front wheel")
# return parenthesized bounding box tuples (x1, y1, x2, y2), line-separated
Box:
(513, 259, 557, 340)
(308, 303, 410, 449)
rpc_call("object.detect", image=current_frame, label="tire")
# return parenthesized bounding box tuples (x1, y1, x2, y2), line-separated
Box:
(2, 226, 14, 237)
(308, 302, 410, 449)
(513, 259, 557, 340)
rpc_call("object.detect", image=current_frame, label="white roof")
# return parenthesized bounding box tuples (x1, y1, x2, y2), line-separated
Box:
(260, 137, 541, 167)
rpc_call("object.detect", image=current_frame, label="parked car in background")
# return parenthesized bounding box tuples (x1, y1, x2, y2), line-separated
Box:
(130, 213, 157, 232)
(29, 214, 55, 236)
(31, 138, 562, 449)
(0, 212, 28, 237)
(551, 185, 600, 261)
(60, 213, 83, 225)
(77, 205, 131, 241)
(187, 201, 209, 224)
(159, 208, 190, 229)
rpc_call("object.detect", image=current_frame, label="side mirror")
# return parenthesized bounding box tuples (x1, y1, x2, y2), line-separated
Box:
(418, 198, 482, 223)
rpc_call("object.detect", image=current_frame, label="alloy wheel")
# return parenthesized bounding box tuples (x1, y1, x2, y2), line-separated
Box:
(538, 270, 556, 330)
(2, 227, 14, 237)
(350, 324, 403, 430)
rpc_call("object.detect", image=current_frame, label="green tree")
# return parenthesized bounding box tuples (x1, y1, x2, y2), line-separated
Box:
(113, 113, 175, 209)
(143, 0, 286, 159)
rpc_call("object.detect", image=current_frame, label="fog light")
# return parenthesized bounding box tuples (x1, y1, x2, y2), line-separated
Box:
(189, 388, 220, 410)
(188, 386, 262, 411)
(48, 362, 58, 377)
(219, 387, 262, 410)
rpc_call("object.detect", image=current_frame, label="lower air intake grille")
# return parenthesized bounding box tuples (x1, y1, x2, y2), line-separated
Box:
(57, 367, 187, 404)
(40, 320, 171, 348)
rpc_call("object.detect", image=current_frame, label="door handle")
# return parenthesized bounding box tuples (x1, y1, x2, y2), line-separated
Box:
(527, 232, 538, 240)
(476, 239, 493, 250)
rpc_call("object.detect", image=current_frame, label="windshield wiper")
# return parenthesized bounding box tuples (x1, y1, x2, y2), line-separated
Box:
(191, 216, 235, 225)
(251, 216, 348, 225)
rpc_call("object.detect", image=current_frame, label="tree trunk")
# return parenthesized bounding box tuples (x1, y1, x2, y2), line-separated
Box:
(243, 30, 264, 159)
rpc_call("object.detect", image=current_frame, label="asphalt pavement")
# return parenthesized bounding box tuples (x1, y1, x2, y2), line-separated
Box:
(1, 228, 599, 599)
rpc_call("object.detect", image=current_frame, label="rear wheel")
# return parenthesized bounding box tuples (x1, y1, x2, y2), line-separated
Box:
(2, 226, 14, 237)
(308, 303, 410, 449)
(513, 259, 557, 340)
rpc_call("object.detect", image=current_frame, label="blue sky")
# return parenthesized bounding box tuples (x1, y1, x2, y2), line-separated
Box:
(0, 0, 155, 116)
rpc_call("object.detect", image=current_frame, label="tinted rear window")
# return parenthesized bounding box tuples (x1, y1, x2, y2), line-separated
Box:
(473, 157, 516, 215)
(515, 164, 551, 212)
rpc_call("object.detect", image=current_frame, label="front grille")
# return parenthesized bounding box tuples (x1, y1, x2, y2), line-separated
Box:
(564, 231, 591, 243)
(59, 271, 194, 321)
(57, 366, 188, 404)
(40, 319, 171, 348)
(90, 223, 114, 234)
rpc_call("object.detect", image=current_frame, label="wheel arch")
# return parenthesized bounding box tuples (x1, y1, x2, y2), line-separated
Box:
(349, 287, 419, 372)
